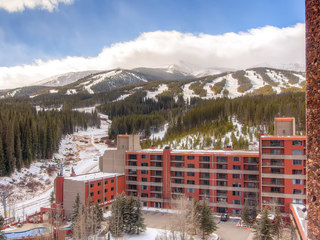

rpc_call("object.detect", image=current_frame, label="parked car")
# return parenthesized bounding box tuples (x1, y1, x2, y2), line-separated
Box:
(220, 213, 229, 222)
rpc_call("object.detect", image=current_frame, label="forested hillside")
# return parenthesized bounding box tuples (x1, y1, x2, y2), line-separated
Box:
(0, 103, 100, 176)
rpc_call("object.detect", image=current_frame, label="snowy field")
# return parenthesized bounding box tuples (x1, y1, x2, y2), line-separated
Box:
(0, 111, 112, 221)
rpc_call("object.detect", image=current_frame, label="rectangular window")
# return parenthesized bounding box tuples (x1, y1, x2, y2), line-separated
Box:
(233, 209, 241, 215)
(232, 191, 241, 196)
(105, 180, 108, 185)
(111, 179, 114, 183)
(270, 140, 281, 146)
(293, 189, 303, 195)
(141, 162, 149, 166)
(141, 154, 148, 159)
(187, 172, 195, 177)
(270, 149, 281, 155)
(111, 195, 114, 199)
(105, 189, 108, 193)
(141, 170, 148, 174)
(129, 154, 137, 160)
(187, 164, 195, 168)
(187, 180, 195, 185)
(233, 200, 241, 205)
(98, 182, 101, 186)
(142, 202, 148, 207)
(98, 199, 101, 203)
(104, 197, 108, 201)
(187, 155, 195, 160)
(90, 183, 94, 188)
(232, 182, 241, 188)
(174, 155, 184, 161)
(292, 140, 302, 146)
(232, 174, 241, 179)
(201, 164, 210, 169)
(293, 160, 302, 165)
(142, 185, 148, 190)
(232, 157, 241, 162)
(187, 188, 195, 193)
(233, 165, 241, 170)
(293, 169, 303, 175)
(151, 155, 162, 160)
(142, 178, 148, 182)
(141, 193, 148, 197)
(90, 192, 94, 197)
(292, 199, 303, 204)
(292, 150, 303, 155)
(111, 187, 114, 191)
(217, 156, 227, 163)
(98, 191, 101, 195)
(293, 179, 303, 185)
(201, 156, 210, 162)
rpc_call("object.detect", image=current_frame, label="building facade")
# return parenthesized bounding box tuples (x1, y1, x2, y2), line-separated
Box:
(56, 117, 306, 217)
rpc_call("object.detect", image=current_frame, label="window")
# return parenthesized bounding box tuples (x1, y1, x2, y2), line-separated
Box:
(292, 150, 303, 155)
(104, 197, 108, 201)
(187, 164, 195, 168)
(233, 174, 241, 179)
(98, 199, 101, 203)
(270, 149, 281, 155)
(292, 199, 303, 204)
(187, 155, 195, 160)
(111, 195, 114, 199)
(293, 189, 303, 195)
(233, 200, 241, 205)
(129, 161, 137, 166)
(233, 209, 241, 215)
(141, 193, 148, 197)
(111, 187, 114, 191)
(90, 183, 94, 188)
(187, 172, 195, 177)
(293, 179, 303, 185)
(98, 182, 101, 186)
(98, 191, 101, 195)
(217, 156, 227, 162)
(141, 154, 148, 159)
(129, 154, 137, 160)
(232, 157, 241, 162)
(201, 156, 210, 162)
(151, 155, 162, 160)
(105, 180, 108, 184)
(90, 192, 94, 197)
(111, 179, 114, 183)
(292, 140, 302, 146)
(141, 162, 148, 166)
(201, 164, 210, 169)
(233, 165, 241, 170)
(233, 182, 241, 188)
(105, 189, 108, 193)
(293, 160, 302, 165)
(141, 170, 148, 174)
(270, 140, 281, 146)
(232, 191, 241, 196)
(174, 155, 184, 161)
(187, 188, 195, 193)
(187, 180, 195, 185)
(142, 178, 148, 182)
(247, 182, 257, 188)
(247, 157, 258, 163)
(142, 185, 148, 190)
(142, 202, 148, 207)
(293, 169, 303, 175)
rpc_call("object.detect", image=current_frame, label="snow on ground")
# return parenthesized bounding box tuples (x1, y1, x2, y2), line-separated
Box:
(153, 123, 169, 140)
(107, 228, 218, 240)
(115, 93, 132, 101)
(245, 70, 265, 91)
(182, 82, 198, 102)
(66, 89, 77, 95)
(49, 89, 58, 94)
(224, 74, 242, 98)
(0, 110, 112, 221)
(35, 105, 63, 112)
(145, 84, 168, 101)
(83, 71, 118, 94)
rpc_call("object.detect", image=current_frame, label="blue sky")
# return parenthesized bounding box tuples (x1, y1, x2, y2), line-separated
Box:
(0, 0, 305, 66)
(0, 0, 306, 89)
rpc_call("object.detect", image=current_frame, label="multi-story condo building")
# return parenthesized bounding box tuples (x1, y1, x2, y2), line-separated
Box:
(55, 117, 306, 218)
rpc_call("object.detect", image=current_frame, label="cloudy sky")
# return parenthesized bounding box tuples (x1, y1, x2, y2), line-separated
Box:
(0, 0, 305, 89)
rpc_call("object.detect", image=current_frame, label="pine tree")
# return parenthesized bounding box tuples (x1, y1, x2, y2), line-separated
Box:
(132, 197, 145, 234)
(71, 194, 81, 224)
(49, 191, 55, 204)
(241, 200, 252, 226)
(198, 200, 217, 240)
(123, 195, 135, 234)
(93, 203, 103, 231)
(187, 198, 201, 236)
(255, 208, 273, 240)
(0, 215, 5, 240)
(272, 207, 282, 240)
(109, 193, 125, 237)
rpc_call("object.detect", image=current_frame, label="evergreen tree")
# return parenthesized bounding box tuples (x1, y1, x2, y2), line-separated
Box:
(93, 203, 103, 230)
(0, 215, 5, 240)
(241, 200, 252, 226)
(198, 200, 217, 240)
(109, 193, 125, 237)
(187, 198, 201, 236)
(255, 208, 273, 240)
(272, 207, 282, 240)
(49, 191, 55, 204)
(123, 195, 135, 234)
(132, 197, 145, 234)
(71, 194, 81, 224)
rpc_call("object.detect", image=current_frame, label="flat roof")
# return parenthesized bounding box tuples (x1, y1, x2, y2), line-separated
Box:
(65, 172, 124, 182)
(127, 149, 259, 155)
(274, 117, 295, 122)
(261, 135, 306, 140)
(290, 204, 307, 240)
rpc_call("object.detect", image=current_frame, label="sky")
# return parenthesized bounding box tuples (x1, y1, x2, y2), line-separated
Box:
(0, 0, 305, 89)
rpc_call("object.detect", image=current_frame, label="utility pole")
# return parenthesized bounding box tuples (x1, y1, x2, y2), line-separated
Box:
(0, 192, 11, 218)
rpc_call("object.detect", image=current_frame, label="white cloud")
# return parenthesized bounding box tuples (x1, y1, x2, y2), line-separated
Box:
(0, 0, 73, 12)
(0, 23, 305, 89)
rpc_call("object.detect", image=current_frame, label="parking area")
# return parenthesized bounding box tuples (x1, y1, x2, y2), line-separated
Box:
(143, 211, 253, 240)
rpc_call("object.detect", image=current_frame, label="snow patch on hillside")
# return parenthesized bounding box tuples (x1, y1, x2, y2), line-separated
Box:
(245, 70, 265, 91)
(66, 89, 77, 95)
(145, 84, 168, 101)
(183, 82, 198, 102)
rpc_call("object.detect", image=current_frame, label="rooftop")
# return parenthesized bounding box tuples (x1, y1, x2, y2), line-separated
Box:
(65, 172, 124, 182)
(290, 204, 307, 240)
(128, 149, 259, 155)
(261, 135, 306, 140)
